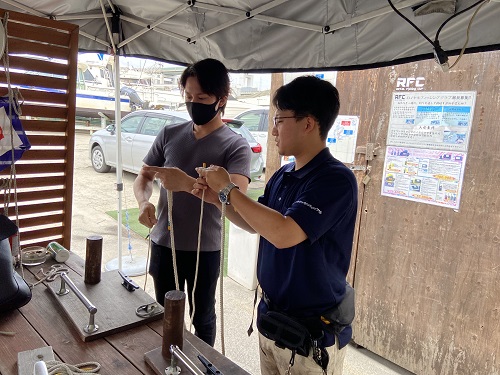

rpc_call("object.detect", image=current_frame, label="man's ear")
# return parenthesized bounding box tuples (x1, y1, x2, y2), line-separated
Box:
(304, 116, 318, 134)
(217, 96, 228, 110)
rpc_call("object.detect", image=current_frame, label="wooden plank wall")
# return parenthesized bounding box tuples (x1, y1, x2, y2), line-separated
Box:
(0, 9, 78, 249)
(336, 51, 500, 374)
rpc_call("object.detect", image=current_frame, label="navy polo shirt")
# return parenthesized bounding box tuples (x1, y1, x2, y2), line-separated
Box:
(256, 148, 358, 348)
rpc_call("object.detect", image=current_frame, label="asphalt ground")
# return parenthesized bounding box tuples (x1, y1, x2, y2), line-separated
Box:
(70, 130, 414, 375)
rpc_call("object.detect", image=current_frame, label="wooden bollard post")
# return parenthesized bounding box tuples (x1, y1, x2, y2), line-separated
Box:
(84, 235, 103, 284)
(162, 290, 186, 361)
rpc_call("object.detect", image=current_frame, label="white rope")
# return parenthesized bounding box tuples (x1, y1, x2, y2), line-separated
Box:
(166, 189, 179, 290)
(219, 202, 227, 355)
(30, 264, 69, 288)
(165, 174, 227, 355)
(188, 189, 205, 332)
(45, 360, 101, 374)
(143, 227, 152, 290)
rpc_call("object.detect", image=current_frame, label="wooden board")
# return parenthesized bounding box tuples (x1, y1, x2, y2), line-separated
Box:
(144, 331, 250, 375)
(46, 270, 163, 342)
(18, 346, 55, 375)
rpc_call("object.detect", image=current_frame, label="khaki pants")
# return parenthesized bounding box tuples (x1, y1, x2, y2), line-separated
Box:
(258, 333, 346, 375)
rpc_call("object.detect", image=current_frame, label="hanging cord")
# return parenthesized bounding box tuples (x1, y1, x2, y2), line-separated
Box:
(386, 0, 489, 70)
(122, 183, 134, 262)
(1, 13, 25, 277)
(143, 227, 152, 290)
(44, 360, 101, 374)
(219, 202, 227, 356)
(167, 189, 180, 290)
(446, 1, 489, 70)
(188, 188, 205, 332)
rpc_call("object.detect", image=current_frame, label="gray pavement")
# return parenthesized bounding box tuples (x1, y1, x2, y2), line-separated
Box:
(71, 131, 413, 375)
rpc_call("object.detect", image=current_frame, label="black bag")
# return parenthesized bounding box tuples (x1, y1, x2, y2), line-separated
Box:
(257, 310, 311, 356)
(321, 282, 355, 334)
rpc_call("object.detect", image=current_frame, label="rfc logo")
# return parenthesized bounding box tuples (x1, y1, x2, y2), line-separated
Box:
(396, 77, 425, 91)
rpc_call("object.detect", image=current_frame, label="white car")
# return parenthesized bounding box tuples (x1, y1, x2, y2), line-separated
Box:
(234, 108, 269, 168)
(89, 109, 264, 180)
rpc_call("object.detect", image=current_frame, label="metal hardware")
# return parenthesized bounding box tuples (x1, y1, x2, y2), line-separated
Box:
(198, 354, 223, 375)
(166, 345, 204, 375)
(136, 302, 162, 318)
(356, 143, 381, 161)
(349, 165, 367, 171)
(118, 270, 140, 291)
(57, 273, 99, 333)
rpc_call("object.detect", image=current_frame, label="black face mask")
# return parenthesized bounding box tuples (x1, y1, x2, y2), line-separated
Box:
(186, 100, 220, 125)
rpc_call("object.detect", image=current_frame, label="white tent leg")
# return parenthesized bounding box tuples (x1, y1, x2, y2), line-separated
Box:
(105, 54, 147, 277)
(114, 54, 123, 272)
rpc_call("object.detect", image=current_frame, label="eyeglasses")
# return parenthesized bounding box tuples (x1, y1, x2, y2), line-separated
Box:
(272, 116, 304, 126)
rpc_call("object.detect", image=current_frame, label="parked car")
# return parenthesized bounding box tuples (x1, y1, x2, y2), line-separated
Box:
(234, 108, 269, 168)
(222, 118, 264, 180)
(89, 109, 264, 181)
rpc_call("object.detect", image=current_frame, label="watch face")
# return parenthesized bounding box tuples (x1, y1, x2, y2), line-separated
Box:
(219, 190, 228, 203)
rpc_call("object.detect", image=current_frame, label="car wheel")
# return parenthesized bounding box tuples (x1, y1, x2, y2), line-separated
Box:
(91, 145, 111, 173)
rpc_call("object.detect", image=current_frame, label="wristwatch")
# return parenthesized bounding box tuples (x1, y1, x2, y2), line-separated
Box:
(219, 182, 239, 204)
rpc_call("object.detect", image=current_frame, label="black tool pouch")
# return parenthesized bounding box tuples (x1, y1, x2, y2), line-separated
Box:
(257, 311, 311, 356)
(321, 283, 355, 334)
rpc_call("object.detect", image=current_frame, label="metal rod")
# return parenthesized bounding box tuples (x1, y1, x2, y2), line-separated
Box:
(99, 0, 116, 54)
(117, 3, 190, 49)
(60, 273, 97, 315)
(189, 0, 288, 42)
(120, 15, 187, 41)
(169, 345, 204, 375)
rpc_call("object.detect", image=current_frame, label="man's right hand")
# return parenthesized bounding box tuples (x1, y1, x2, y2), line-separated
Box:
(138, 202, 157, 228)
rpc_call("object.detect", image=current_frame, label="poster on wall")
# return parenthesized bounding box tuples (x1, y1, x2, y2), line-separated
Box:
(326, 115, 359, 164)
(387, 91, 476, 152)
(381, 146, 467, 209)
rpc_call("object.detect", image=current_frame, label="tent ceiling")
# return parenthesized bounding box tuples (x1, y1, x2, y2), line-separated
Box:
(0, 0, 499, 71)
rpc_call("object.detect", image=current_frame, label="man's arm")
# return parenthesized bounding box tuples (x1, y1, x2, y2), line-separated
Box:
(196, 167, 307, 248)
(133, 164, 158, 228)
(223, 187, 306, 249)
(142, 166, 196, 193)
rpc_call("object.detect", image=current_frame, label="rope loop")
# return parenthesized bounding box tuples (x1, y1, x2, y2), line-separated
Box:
(45, 360, 101, 374)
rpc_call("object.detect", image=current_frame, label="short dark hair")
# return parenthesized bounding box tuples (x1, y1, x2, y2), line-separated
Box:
(179, 58, 230, 114)
(272, 76, 340, 140)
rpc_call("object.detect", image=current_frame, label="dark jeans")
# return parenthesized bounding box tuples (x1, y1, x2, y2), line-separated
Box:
(149, 242, 220, 346)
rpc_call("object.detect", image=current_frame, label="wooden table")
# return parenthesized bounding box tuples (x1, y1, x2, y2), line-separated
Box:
(0, 254, 250, 375)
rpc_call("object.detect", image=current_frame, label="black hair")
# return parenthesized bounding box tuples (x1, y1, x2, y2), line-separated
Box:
(272, 76, 340, 140)
(179, 58, 230, 114)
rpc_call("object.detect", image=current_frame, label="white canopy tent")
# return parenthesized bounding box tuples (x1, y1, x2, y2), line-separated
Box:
(1, 0, 498, 273)
(0, 0, 499, 72)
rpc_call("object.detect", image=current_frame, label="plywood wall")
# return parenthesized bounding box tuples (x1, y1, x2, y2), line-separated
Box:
(336, 52, 500, 374)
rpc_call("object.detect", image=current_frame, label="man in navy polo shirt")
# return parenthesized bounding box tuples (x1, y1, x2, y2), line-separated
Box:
(195, 76, 358, 375)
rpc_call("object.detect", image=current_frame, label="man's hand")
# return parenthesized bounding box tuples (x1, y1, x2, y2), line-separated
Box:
(143, 166, 192, 192)
(192, 176, 220, 205)
(138, 201, 157, 228)
(195, 165, 231, 192)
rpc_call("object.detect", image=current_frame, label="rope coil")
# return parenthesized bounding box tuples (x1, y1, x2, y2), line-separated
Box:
(44, 360, 101, 375)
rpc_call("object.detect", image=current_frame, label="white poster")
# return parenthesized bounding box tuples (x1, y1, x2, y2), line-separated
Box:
(327, 115, 359, 164)
(381, 146, 467, 210)
(281, 115, 359, 166)
(387, 91, 476, 152)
